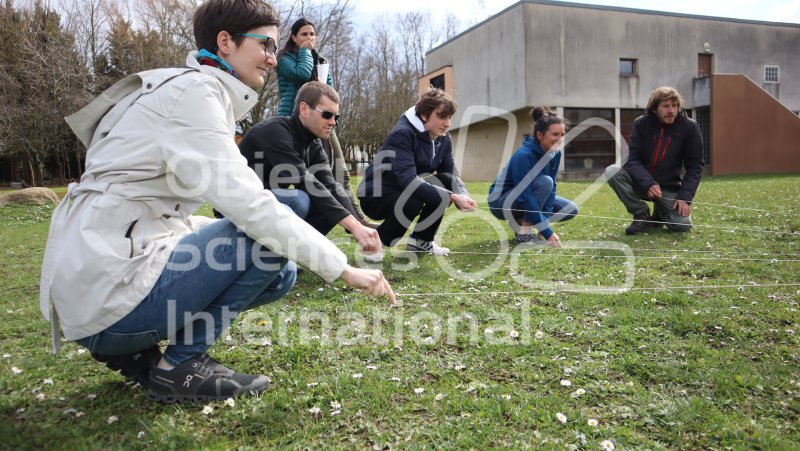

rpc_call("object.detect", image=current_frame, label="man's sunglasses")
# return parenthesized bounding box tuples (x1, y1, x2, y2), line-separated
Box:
(238, 33, 277, 57)
(314, 107, 340, 123)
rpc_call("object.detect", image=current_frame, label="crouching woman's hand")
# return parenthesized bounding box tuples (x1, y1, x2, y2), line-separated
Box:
(339, 265, 396, 305)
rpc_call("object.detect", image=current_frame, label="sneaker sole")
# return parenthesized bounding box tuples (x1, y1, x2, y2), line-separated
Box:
(405, 244, 449, 256)
(147, 383, 269, 404)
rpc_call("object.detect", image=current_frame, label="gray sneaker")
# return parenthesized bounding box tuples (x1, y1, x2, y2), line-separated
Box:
(514, 233, 547, 245)
(406, 237, 450, 255)
(147, 353, 270, 404)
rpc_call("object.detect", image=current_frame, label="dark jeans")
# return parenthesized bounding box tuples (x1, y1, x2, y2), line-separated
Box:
(359, 173, 456, 246)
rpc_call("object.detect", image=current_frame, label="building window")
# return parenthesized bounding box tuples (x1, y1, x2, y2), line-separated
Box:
(430, 74, 445, 90)
(563, 108, 616, 172)
(765, 65, 780, 83)
(619, 58, 637, 76)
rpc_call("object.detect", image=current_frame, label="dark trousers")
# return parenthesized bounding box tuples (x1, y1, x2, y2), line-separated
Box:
(359, 173, 456, 246)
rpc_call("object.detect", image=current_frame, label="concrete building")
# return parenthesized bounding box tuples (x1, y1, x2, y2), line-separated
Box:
(419, 0, 800, 180)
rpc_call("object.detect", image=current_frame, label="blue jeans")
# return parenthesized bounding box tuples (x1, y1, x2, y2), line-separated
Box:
(271, 188, 310, 219)
(271, 188, 338, 235)
(77, 219, 297, 366)
(489, 175, 578, 231)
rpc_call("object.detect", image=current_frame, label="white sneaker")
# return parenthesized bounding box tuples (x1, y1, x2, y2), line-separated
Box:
(362, 251, 384, 263)
(406, 237, 450, 256)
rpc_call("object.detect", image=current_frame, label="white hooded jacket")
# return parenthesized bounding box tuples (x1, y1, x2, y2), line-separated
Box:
(40, 53, 347, 346)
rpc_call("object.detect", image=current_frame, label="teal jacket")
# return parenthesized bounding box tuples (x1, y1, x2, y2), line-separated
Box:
(276, 48, 333, 116)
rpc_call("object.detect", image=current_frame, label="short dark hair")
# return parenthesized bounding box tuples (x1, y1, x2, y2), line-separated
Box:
(531, 106, 565, 138)
(193, 0, 280, 52)
(415, 88, 456, 121)
(296, 81, 339, 111)
(646, 86, 684, 113)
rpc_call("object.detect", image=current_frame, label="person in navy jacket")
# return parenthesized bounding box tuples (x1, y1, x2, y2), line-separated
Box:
(605, 87, 704, 235)
(358, 89, 477, 260)
(488, 107, 578, 247)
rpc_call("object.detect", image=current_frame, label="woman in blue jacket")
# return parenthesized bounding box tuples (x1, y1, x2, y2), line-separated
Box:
(488, 107, 578, 247)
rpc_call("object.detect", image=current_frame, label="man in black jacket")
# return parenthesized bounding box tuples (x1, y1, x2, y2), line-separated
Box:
(605, 87, 704, 235)
(239, 82, 382, 257)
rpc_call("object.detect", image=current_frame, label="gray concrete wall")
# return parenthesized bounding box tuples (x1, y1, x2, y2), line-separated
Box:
(520, 2, 800, 110)
(452, 110, 532, 181)
(426, 0, 800, 128)
(425, 7, 528, 131)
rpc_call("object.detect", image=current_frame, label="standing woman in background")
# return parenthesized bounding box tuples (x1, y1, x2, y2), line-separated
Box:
(275, 18, 377, 227)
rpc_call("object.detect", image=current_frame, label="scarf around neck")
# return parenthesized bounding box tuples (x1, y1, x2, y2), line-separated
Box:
(197, 49, 238, 79)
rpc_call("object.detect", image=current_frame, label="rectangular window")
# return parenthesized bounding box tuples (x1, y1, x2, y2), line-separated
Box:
(619, 58, 637, 76)
(765, 65, 780, 83)
(430, 74, 445, 90)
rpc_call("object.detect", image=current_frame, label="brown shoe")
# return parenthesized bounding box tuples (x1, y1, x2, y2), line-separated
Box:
(625, 211, 654, 235)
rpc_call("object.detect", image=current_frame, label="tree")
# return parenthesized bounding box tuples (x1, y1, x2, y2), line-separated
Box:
(0, 0, 88, 185)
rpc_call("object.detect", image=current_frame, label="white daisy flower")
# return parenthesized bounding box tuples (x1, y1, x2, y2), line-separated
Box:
(535, 330, 545, 339)
(434, 393, 444, 401)
(330, 409, 341, 416)
(414, 387, 425, 394)
(572, 388, 586, 398)
(43, 378, 54, 385)
(201, 405, 213, 415)
(556, 412, 567, 424)
(137, 431, 145, 439)
(224, 398, 235, 407)
(560, 379, 572, 387)
(588, 418, 599, 427)
(330, 400, 341, 410)
(352, 373, 363, 379)
(36, 393, 46, 401)
(484, 328, 494, 335)
(600, 439, 615, 450)
(306, 382, 319, 388)
(503, 394, 512, 400)
(509, 330, 520, 339)
(87, 394, 97, 401)
(76, 349, 87, 355)
(11, 367, 22, 375)
(366, 365, 377, 370)
(107, 415, 119, 424)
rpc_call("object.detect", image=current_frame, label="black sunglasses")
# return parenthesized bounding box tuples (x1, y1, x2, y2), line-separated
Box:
(314, 106, 340, 123)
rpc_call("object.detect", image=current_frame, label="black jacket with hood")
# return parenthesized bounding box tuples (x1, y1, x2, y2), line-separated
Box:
(358, 107, 468, 205)
(624, 110, 704, 202)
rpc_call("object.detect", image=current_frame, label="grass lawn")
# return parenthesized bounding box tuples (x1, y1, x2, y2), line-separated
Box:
(1, 175, 799, 449)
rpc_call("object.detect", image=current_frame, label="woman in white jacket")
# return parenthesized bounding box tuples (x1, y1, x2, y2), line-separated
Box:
(39, 0, 394, 404)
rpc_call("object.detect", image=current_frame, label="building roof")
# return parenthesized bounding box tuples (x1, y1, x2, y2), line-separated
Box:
(427, 0, 800, 55)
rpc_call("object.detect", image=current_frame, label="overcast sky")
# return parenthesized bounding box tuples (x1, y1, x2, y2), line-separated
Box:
(349, 0, 800, 32)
